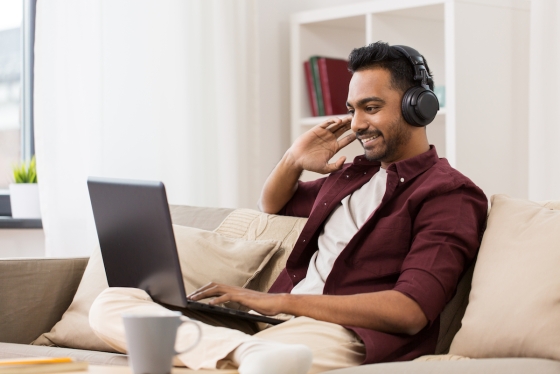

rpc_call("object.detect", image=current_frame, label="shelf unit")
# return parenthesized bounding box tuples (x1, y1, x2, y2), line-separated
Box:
(290, 0, 530, 198)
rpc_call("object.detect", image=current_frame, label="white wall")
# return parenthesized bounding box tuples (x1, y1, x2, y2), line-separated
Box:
(0, 229, 45, 258)
(528, 0, 560, 201)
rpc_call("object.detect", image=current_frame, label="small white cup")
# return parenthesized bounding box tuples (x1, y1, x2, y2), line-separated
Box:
(122, 312, 201, 374)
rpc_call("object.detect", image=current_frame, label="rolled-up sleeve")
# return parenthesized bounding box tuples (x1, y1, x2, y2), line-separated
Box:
(393, 186, 487, 324)
(278, 178, 327, 218)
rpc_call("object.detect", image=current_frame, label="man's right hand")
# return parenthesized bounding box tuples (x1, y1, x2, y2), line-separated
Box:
(286, 116, 356, 174)
(258, 116, 356, 214)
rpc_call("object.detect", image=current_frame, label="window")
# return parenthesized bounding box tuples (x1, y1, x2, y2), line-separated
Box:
(0, 0, 35, 215)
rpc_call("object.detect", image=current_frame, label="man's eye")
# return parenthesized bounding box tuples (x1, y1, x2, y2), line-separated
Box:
(366, 106, 379, 112)
(347, 109, 355, 115)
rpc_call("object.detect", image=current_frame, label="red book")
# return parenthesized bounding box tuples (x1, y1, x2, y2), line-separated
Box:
(318, 57, 352, 115)
(304, 60, 319, 117)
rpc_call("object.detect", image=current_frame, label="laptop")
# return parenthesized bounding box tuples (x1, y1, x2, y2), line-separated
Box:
(87, 176, 284, 325)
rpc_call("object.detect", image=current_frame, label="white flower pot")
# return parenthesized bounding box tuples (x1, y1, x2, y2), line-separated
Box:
(9, 183, 41, 219)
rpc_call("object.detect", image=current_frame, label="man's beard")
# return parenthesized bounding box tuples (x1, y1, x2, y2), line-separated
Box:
(358, 118, 412, 163)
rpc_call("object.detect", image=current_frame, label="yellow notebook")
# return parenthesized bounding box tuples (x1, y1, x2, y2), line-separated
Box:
(0, 357, 88, 374)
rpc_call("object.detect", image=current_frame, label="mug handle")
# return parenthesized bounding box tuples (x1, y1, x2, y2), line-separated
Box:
(174, 320, 202, 355)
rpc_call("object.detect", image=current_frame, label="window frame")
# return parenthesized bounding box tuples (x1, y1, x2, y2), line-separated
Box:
(21, 0, 36, 161)
(0, 0, 37, 216)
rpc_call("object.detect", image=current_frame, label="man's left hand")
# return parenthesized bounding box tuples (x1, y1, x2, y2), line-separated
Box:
(188, 283, 287, 316)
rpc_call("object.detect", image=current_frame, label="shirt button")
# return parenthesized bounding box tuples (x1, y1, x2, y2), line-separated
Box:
(400, 178, 405, 182)
(293, 275, 296, 278)
(302, 239, 306, 242)
(363, 172, 367, 174)
(345, 175, 349, 178)
(324, 202, 327, 206)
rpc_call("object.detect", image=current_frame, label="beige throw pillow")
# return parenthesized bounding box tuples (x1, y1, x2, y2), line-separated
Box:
(214, 208, 308, 292)
(33, 224, 281, 352)
(175, 225, 281, 295)
(31, 243, 115, 351)
(449, 195, 560, 361)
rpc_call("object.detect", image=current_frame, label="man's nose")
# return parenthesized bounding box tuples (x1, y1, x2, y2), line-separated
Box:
(350, 112, 368, 133)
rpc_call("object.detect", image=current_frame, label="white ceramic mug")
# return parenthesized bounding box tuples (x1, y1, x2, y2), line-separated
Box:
(122, 312, 201, 374)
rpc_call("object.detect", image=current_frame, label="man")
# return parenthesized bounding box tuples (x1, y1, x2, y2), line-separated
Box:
(90, 42, 488, 374)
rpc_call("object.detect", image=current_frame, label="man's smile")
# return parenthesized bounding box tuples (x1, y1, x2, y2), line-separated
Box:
(359, 133, 382, 147)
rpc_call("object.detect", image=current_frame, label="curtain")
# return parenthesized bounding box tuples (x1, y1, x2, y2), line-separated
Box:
(528, 0, 560, 201)
(34, 0, 258, 257)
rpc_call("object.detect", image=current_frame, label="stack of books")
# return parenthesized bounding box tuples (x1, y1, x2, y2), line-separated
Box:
(303, 56, 353, 117)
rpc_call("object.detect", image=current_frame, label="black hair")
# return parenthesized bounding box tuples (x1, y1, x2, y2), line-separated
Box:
(348, 41, 434, 92)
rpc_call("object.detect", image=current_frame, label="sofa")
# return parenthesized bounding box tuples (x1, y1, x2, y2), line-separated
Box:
(1, 198, 560, 373)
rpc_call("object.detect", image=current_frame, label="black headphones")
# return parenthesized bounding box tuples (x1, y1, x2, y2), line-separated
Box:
(392, 45, 439, 127)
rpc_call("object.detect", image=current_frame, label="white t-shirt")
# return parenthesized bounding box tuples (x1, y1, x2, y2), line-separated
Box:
(291, 168, 388, 295)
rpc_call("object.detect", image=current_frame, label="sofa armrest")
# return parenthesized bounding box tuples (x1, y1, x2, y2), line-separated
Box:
(0, 257, 88, 344)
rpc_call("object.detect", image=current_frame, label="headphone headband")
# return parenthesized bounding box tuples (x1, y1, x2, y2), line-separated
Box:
(392, 45, 433, 90)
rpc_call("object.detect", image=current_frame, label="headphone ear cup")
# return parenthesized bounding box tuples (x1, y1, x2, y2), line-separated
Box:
(401, 87, 421, 127)
(401, 87, 439, 127)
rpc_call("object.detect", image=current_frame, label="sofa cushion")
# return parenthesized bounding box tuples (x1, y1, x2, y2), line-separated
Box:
(31, 244, 116, 352)
(449, 195, 560, 360)
(414, 354, 470, 361)
(323, 358, 560, 374)
(214, 208, 308, 292)
(176, 225, 281, 295)
(32, 223, 281, 352)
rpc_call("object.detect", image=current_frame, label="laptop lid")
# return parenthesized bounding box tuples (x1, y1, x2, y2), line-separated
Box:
(87, 177, 188, 308)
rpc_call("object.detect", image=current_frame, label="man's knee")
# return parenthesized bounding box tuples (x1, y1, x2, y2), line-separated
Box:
(89, 287, 152, 333)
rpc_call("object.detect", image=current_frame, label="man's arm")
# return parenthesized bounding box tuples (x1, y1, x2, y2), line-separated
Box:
(192, 188, 485, 336)
(258, 116, 355, 214)
(257, 154, 303, 214)
(189, 284, 427, 335)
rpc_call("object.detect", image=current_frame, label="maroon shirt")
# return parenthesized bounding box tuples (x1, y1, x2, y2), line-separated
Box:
(268, 146, 488, 364)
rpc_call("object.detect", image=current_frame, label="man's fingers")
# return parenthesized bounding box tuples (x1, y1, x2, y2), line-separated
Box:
(317, 115, 351, 130)
(332, 122, 352, 138)
(326, 117, 347, 131)
(208, 294, 233, 305)
(334, 156, 347, 169)
(338, 132, 357, 148)
(323, 156, 347, 173)
(317, 118, 338, 129)
(187, 282, 217, 298)
(189, 284, 228, 300)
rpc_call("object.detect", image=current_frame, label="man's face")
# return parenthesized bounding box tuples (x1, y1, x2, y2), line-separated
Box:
(346, 68, 412, 165)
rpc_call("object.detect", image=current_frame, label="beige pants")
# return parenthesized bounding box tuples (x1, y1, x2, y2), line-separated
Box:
(90, 288, 365, 373)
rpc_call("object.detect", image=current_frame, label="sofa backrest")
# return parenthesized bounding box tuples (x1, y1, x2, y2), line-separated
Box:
(169, 204, 235, 230)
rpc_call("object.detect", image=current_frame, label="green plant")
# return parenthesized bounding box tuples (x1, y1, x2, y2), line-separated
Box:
(12, 156, 38, 183)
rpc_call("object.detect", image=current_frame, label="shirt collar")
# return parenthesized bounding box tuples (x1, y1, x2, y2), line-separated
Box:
(352, 145, 440, 181)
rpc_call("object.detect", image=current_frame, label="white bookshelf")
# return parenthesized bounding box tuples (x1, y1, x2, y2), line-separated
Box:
(290, 0, 531, 199)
